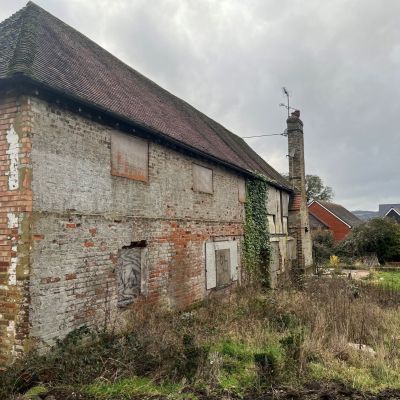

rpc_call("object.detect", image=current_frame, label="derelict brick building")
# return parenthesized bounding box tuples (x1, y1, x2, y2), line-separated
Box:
(0, 2, 312, 365)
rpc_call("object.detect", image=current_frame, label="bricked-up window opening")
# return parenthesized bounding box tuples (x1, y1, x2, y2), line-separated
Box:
(117, 242, 146, 307)
(206, 240, 239, 289)
(192, 163, 213, 194)
(111, 131, 149, 182)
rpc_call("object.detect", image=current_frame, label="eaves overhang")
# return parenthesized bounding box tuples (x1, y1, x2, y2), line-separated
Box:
(0, 74, 293, 193)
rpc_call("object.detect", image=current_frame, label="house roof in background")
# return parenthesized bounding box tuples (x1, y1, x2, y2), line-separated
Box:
(309, 212, 330, 229)
(309, 200, 362, 228)
(385, 207, 400, 217)
(0, 2, 291, 190)
(379, 204, 400, 216)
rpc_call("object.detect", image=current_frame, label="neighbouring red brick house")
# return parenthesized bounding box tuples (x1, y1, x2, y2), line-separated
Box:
(308, 200, 361, 241)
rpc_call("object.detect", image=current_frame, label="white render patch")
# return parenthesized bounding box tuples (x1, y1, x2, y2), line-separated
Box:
(7, 213, 19, 286)
(6, 320, 15, 336)
(6, 125, 20, 191)
(6, 321, 17, 357)
(7, 212, 19, 229)
(9, 244, 17, 286)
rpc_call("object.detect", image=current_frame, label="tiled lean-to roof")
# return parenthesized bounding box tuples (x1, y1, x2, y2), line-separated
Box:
(0, 2, 291, 190)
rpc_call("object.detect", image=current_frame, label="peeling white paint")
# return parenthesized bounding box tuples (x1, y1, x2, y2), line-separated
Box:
(6, 125, 20, 191)
(7, 212, 19, 229)
(6, 320, 15, 336)
(9, 244, 17, 286)
(6, 321, 17, 357)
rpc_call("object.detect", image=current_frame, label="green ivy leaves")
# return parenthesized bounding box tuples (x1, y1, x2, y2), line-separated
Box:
(244, 176, 270, 288)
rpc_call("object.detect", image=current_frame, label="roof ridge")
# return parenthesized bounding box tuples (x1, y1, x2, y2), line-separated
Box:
(0, 3, 27, 28)
(8, 2, 41, 76)
(318, 200, 341, 206)
(8, 2, 267, 173)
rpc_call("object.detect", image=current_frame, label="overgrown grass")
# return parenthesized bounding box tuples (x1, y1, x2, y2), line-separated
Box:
(2, 278, 400, 399)
(84, 377, 184, 399)
(374, 271, 400, 291)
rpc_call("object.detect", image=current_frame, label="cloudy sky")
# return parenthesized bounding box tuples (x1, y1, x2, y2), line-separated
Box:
(1, 0, 399, 210)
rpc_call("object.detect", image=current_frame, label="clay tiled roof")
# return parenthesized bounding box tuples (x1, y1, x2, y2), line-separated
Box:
(313, 200, 362, 228)
(0, 2, 291, 191)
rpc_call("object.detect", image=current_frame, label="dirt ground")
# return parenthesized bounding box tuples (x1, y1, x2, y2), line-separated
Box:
(342, 269, 371, 280)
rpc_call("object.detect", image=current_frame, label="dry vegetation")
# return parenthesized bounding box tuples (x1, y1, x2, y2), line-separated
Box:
(2, 277, 400, 399)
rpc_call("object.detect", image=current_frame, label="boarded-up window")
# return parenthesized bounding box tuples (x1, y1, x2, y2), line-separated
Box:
(111, 132, 148, 182)
(117, 247, 142, 307)
(267, 215, 276, 234)
(193, 164, 213, 194)
(283, 217, 288, 234)
(216, 249, 231, 286)
(238, 178, 246, 203)
(282, 192, 289, 217)
(205, 240, 239, 289)
(270, 241, 280, 288)
(287, 239, 297, 260)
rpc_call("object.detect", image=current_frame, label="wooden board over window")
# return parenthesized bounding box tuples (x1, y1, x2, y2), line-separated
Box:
(215, 249, 231, 286)
(117, 247, 142, 307)
(111, 132, 148, 182)
(193, 164, 213, 194)
(205, 240, 239, 289)
(238, 178, 246, 203)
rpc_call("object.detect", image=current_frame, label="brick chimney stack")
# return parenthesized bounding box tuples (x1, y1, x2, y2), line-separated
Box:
(287, 110, 313, 275)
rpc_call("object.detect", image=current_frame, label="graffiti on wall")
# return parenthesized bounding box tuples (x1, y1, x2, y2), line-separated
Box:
(117, 247, 141, 307)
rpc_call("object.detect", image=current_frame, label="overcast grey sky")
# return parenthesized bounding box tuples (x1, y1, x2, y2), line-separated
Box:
(1, 0, 399, 210)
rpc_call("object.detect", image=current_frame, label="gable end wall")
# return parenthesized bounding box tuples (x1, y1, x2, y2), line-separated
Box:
(0, 91, 33, 366)
(308, 203, 350, 241)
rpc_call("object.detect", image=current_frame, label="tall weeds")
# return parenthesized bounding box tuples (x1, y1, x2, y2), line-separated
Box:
(1, 277, 400, 398)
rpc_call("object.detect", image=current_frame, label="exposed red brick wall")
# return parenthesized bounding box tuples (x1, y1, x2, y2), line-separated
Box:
(149, 221, 243, 309)
(0, 91, 33, 366)
(308, 202, 350, 241)
(23, 96, 246, 351)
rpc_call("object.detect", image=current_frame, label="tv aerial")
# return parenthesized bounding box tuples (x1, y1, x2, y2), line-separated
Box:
(279, 87, 297, 117)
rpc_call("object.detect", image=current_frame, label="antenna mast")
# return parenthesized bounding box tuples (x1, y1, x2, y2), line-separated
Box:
(282, 87, 290, 118)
